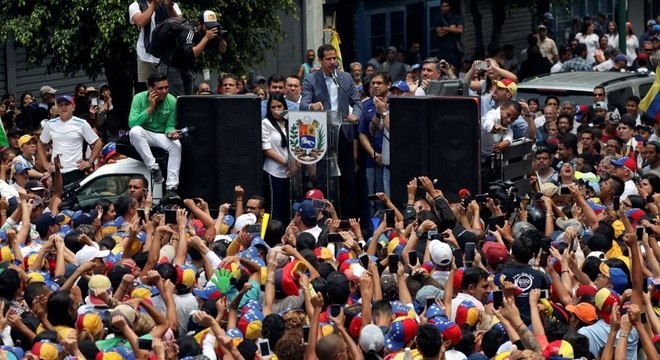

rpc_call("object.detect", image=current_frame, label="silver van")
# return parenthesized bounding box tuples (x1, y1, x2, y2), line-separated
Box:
(516, 72, 653, 109)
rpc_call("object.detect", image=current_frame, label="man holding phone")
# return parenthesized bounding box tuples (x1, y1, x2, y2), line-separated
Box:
(128, 72, 182, 195)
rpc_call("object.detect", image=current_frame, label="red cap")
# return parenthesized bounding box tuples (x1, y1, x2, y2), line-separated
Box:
(305, 189, 325, 200)
(458, 188, 471, 199)
(652, 334, 660, 344)
(575, 285, 597, 298)
(483, 242, 509, 267)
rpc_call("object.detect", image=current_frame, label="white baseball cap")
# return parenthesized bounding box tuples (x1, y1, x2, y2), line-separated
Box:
(75, 245, 110, 265)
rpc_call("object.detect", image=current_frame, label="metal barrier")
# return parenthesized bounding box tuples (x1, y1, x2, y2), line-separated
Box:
(496, 138, 534, 194)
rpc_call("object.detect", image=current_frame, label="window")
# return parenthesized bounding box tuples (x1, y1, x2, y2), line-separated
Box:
(426, 3, 440, 56)
(366, 8, 406, 55)
(76, 174, 133, 208)
(607, 87, 633, 110)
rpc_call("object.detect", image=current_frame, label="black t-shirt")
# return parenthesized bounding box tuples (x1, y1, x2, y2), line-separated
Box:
(433, 13, 463, 52)
(500, 262, 549, 324)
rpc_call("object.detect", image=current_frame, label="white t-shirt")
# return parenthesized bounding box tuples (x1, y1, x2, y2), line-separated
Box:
(128, 1, 182, 64)
(261, 118, 288, 178)
(575, 32, 599, 64)
(550, 61, 563, 73)
(534, 115, 546, 128)
(481, 108, 513, 161)
(450, 292, 485, 324)
(593, 59, 614, 72)
(303, 225, 323, 241)
(620, 179, 639, 201)
(626, 35, 639, 66)
(40, 116, 99, 174)
(606, 33, 619, 48)
(0, 180, 18, 201)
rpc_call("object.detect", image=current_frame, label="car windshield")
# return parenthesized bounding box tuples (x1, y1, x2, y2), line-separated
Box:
(517, 89, 593, 109)
(76, 174, 132, 209)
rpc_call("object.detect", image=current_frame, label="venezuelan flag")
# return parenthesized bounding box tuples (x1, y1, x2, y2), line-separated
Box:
(640, 65, 660, 121)
(324, 28, 343, 71)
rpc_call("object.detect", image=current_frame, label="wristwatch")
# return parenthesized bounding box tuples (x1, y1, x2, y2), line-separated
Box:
(380, 111, 389, 117)
(416, 230, 424, 237)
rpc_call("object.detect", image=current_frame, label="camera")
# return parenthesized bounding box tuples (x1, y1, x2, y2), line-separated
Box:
(210, 26, 228, 38)
(487, 180, 520, 214)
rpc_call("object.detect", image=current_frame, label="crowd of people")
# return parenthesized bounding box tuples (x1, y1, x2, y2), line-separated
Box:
(0, 0, 660, 359)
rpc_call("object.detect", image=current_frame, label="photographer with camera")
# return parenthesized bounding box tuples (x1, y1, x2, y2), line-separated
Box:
(158, 10, 228, 96)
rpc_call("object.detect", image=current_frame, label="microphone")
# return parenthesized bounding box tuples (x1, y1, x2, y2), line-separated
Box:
(330, 68, 357, 108)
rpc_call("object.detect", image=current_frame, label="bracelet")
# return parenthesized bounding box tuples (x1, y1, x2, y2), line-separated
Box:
(515, 322, 526, 330)
(620, 332, 628, 337)
(561, 270, 570, 274)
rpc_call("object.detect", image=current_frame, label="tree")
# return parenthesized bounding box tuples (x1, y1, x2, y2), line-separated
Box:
(0, 0, 296, 126)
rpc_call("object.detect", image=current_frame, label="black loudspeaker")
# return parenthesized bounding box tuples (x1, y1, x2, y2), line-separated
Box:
(177, 95, 262, 208)
(390, 96, 480, 205)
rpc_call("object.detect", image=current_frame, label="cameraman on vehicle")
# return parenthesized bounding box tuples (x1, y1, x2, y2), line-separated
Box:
(160, 10, 228, 96)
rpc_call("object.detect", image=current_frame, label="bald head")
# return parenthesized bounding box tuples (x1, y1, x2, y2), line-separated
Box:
(316, 334, 344, 360)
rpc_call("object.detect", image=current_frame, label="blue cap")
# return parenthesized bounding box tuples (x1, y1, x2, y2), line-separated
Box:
(614, 54, 628, 63)
(653, 24, 660, 33)
(193, 285, 222, 300)
(1, 345, 24, 360)
(293, 200, 316, 224)
(12, 161, 30, 175)
(426, 303, 446, 320)
(102, 142, 117, 161)
(35, 213, 65, 236)
(56, 95, 74, 104)
(411, 64, 421, 71)
(251, 236, 270, 250)
(390, 80, 410, 93)
(609, 267, 628, 295)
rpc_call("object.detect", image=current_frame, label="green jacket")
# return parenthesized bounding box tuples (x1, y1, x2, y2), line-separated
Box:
(128, 91, 177, 134)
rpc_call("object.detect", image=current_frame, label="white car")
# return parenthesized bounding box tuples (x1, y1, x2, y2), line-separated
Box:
(61, 157, 163, 210)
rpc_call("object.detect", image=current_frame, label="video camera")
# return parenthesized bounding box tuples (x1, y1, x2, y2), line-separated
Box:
(485, 180, 521, 214)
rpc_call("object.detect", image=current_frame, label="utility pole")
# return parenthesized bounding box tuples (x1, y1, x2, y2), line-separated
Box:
(617, 0, 627, 55)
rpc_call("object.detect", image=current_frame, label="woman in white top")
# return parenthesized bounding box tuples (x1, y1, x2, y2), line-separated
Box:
(262, 93, 294, 223)
(625, 22, 639, 67)
(575, 21, 599, 64)
(605, 21, 619, 48)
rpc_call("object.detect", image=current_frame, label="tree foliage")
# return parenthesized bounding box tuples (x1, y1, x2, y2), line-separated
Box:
(0, 0, 297, 79)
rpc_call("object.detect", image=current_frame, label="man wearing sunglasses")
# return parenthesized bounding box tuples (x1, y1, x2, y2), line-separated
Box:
(588, 85, 620, 120)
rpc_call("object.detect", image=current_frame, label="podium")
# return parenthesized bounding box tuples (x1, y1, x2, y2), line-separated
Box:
(287, 110, 343, 211)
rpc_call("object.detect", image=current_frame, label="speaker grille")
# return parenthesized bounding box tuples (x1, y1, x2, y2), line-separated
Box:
(177, 95, 263, 208)
(390, 96, 480, 205)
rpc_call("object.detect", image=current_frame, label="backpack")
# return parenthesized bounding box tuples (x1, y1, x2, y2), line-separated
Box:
(148, 16, 191, 59)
